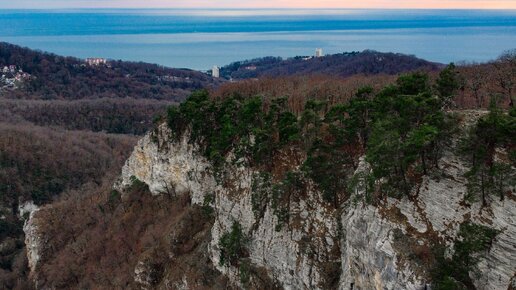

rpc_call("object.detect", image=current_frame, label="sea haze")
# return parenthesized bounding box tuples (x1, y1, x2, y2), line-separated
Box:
(0, 9, 515, 70)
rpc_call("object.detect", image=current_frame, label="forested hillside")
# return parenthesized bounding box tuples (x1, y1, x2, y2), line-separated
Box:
(0, 98, 168, 135)
(216, 52, 515, 109)
(0, 42, 219, 101)
(219, 50, 441, 80)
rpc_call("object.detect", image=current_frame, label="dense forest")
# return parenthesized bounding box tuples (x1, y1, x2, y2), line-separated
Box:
(0, 98, 170, 135)
(219, 51, 442, 79)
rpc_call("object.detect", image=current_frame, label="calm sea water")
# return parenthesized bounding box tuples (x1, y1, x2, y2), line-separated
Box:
(0, 9, 515, 70)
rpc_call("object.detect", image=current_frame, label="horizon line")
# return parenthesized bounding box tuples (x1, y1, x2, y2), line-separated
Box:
(2, 7, 516, 10)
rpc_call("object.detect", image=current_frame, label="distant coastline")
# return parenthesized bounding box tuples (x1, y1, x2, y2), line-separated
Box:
(1, 9, 515, 70)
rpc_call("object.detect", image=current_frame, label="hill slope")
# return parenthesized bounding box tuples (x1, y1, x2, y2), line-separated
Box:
(219, 50, 442, 79)
(0, 42, 220, 101)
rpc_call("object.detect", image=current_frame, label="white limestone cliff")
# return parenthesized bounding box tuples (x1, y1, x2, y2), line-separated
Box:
(23, 205, 42, 277)
(109, 118, 516, 290)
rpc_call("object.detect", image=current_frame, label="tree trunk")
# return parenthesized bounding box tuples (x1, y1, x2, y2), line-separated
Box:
(421, 152, 427, 175)
(398, 162, 409, 196)
(481, 169, 487, 207)
(499, 170, 505, 201)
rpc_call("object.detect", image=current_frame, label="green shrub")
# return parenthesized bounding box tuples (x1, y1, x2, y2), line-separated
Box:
(239, 259, 251, 285)
(0, 219, 23, 240)
(108, 190, 121, 207)
(435, 63, 461, 106)
(202, 193, 215, 217)
(251, 172, 272, 220)
(129, 175, 148, 191)
(278, 112, 300, 144)
(366, 73, 453, 197)
(348, 171, 375, 204)
(219, 221, 248, 267)
(431, 222, 498, 290)
(271, 171, 305, 231)
(303, 140, 352, 206)
(461, 103, 516, 204)
(270, 184, 288, 232)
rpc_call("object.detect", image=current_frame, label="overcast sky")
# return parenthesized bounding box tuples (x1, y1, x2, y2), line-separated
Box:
(2, 0, 516, 9)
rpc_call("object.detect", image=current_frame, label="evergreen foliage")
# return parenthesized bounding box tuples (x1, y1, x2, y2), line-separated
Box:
(365, 73, 452, 196)
(166, 69, 511, 207)
(436, 63, 461, 106)
(201, 193, 215, 217)
(251, 172, 272, 220)
(431, 223, 498, 290)
(218, 221, 248, 267)
(461, 102, 516, 204)
(167, 91, 302, 168)
(303, 140, 352, 206)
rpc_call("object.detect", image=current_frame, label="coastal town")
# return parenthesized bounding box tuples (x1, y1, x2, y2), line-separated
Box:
(0, 65, 30, 90)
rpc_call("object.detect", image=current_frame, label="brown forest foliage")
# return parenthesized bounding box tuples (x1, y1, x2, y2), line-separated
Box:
(213, 55, 515, 112)
(213, 74, 397, 114)
(0, 123, 136, 290)
(32, 181, 231, 289)
(455, 57, 515, 108)
(0, 123, 136, 206)
(219, 50, 441, 79)
(0, 98, 172, 135)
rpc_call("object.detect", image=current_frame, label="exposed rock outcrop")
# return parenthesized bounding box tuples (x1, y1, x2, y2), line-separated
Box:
(83, 115, 516, 289)
(115, 125, 340, 289)
(114, 126, 215, 204)
(23, 207, 42, 276)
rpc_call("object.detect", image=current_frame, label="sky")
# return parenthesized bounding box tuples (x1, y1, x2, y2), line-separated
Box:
(1, 0, 516, 9)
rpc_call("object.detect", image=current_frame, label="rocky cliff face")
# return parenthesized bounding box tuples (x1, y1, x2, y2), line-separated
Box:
(109, 115, 515, 290)
(339, 154, 515, 290)
(23, 205, 42, 277)
(114, 125, 340, 289)
(22, 111, 513, 289)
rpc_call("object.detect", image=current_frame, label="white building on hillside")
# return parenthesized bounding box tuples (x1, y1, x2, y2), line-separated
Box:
(86, 58, 107, 66)
(315, 48, 324, 58)
(212, 65, 220, 78)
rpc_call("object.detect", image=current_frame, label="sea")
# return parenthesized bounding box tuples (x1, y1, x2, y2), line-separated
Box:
(0, 9, 515, 70)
